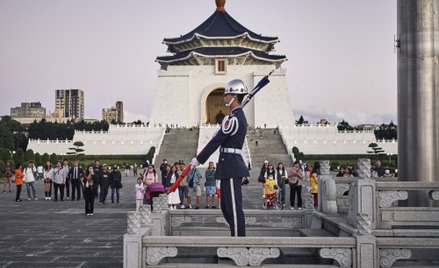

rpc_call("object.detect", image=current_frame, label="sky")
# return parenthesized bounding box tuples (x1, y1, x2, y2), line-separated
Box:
(0, 0, 397, 125)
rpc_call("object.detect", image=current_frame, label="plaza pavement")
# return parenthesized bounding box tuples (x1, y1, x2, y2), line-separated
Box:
(0, 174, 139, 268)
(0, 170, 290, 268)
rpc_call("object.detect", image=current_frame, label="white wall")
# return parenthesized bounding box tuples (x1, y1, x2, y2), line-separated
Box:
(28, 124, 165, 156)
(149, 65, 295, 128)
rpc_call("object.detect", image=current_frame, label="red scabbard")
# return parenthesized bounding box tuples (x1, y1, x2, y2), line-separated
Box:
(168, 164, 192, 193)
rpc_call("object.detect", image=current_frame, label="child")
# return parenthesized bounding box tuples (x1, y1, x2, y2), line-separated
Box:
(15, 163, 24, 202)
(310, 172, 319, 208)
(135, 178, 145, 211)
(264, 174, 277, 207)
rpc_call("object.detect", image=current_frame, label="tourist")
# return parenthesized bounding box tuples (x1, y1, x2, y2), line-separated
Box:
(36, 164, 44, 180)
(83, 165, 96, 215)
(336, 167, 344, 177)
(52, 161, 65, 201)
(135, 177, 145, 211)
(142, 164, 158, 187)
(204, 162, 216, 208)
(276, 162, 287, 207)
(371, 160, 385, 178)
(161, 164, 170, 188)
(110, 165, 122, 204)
(68, 160, 84, 201)
(178, 161, 188, 208)
(43, 161, 53, 200)
(93, 160, 102, 199)
(62, 159, 70, 200)
(263, 173, 277, 208)
(351, 166, 359, 177)
(258, 161, 269, 197)
(14, 163, 24, 202)
(24, 161, 37, 200)
(287, 161, 304, 210)
(124, 163, 130, 177)
(3, 160, 13, 193)
(159, 159, 169, 179)
(167, 164, 180, 209)
(99, 164, 111, 204)
(190, 78, 250, 237)
(133, 163, 138, 177)
(311, 161, 321, 175)
(383, 169, 393, 177)
(185, 167, 202, 209)
(309, 172, 319, 209)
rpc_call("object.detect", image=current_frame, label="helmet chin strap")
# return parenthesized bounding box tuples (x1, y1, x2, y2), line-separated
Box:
(225, 96, 235, 107)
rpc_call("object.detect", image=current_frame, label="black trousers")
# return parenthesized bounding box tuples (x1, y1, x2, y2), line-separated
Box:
(289, 184, 302, 208)
(84, 187, 94, 214)
(221, 177, 245, 237)
(65, 181, 70, 198)
(16, 185, 22, 201)
(53, 183, 65, 201)
(71, 179, 81, 200)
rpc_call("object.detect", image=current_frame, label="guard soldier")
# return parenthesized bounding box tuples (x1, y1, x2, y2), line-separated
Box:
(191, 79, 249, 237)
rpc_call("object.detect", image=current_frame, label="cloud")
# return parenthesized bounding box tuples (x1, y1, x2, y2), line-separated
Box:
(294, 107, 397, 126)
(124, 111, 149, 123)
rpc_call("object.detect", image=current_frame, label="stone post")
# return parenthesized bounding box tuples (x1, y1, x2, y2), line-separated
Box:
(347, 179, 376, 230)
(317, 160, 330, 212)
(318, 160, 337, 214)
(357, 158, 371, 179)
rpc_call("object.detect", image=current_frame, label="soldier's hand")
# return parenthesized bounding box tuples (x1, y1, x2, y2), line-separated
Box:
(190, 158, 200, 168)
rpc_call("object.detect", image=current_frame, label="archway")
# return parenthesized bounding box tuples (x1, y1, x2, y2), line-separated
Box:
(205, 88, 225, 124)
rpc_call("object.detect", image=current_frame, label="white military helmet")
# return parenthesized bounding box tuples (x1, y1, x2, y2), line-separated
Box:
(224, 79, 248, 95)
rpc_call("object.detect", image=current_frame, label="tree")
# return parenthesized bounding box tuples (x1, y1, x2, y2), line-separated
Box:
(14, 132, 28, 151)
(34, 153, 42, 166)
(0, 122, 15, 150)
(67, 141, 85, 159)
(367, 142, 385, 157)
(146, 146, 156, 164)
(0, 148, 11, 163)
(24, 149, 35, 162)
(13, 148, 24, 164)
(42, 153, 50, 164)
(50, 153, 58, 163)
(374, 121, 397, 140)
(292, 146, 305, 161)
(295, 115, 308, 125)
(337, 120, 356, 131)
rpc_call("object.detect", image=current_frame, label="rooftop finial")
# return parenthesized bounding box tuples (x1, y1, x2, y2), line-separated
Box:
(216, 0, 226, 12)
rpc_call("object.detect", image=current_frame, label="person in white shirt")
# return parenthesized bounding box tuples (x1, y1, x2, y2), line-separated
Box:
(52, 161, 66, 201)
(24, 161, 37, 200)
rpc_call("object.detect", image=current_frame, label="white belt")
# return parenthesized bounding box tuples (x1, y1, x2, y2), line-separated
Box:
(220, 148, 242, 154)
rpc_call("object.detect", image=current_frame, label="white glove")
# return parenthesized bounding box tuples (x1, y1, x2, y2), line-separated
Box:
(191, 157, 200, 168)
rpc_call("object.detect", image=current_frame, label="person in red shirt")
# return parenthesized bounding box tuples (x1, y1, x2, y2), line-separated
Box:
(14, 163, 24, 202)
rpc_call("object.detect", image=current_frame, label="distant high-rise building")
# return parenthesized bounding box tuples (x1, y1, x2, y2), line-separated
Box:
(53, 89, 84, 119)
(10, 102, 46, 118)
(102, 101, 124, 123)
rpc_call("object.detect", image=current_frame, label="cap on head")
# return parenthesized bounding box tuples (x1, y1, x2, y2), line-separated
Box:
(224, 79, 248, 95)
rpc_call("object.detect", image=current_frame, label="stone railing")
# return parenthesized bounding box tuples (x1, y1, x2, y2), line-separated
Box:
(333, 177, 398, 215)
(375, 181, 439, 229)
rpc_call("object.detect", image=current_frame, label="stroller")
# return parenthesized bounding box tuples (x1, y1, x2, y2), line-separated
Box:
(144, 182, 165, 211)
(263, 185, 283, 210)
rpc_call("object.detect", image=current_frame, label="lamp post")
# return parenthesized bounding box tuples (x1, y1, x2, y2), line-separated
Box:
(387, 153, 393, 165)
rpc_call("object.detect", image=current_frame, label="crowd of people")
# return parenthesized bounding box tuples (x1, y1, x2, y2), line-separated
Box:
(3, 159, 124, 216)
(135, 159, 221, 211)
(3, 157, 393, 214)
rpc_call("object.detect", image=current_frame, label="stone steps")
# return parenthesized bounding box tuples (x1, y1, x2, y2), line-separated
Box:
(154, 128, 199, 166)
(247, 128, 294, 169)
